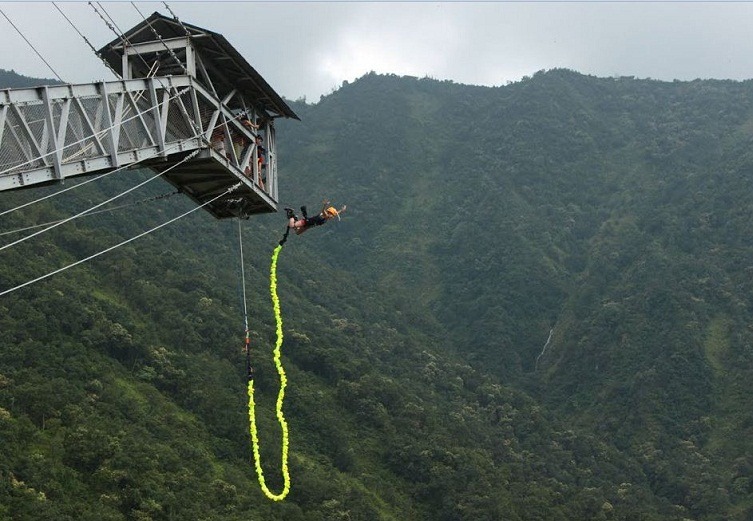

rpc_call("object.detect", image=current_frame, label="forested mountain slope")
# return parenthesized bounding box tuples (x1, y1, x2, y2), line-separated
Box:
(1, 68, 753, 520)
(278, 69, 753, 520)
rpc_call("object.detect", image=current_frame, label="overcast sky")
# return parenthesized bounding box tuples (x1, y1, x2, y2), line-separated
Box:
(1, 1, 753, 102)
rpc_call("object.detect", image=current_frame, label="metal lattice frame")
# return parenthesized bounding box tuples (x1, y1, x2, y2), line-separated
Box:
(0, 75, 276, 202)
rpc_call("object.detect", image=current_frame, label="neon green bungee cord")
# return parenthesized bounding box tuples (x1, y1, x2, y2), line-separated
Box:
(247, 244, 290, 501)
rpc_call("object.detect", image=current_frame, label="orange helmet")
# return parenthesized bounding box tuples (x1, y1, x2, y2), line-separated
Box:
(324, 206, 339, 219)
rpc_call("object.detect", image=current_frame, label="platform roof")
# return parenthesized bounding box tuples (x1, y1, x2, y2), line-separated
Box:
(98, 12, 299, 120)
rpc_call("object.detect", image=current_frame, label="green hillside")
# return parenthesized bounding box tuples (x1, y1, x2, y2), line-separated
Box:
(2, 68, 753, 520)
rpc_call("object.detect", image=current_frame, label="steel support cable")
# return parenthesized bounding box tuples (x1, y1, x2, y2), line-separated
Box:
(95, 1, 127, 36)
(0, 181, 241, 298)
(1, 170, 125, 218)
(88, 1, 128, 51)
(0, 8, 64, 83)
(131, 2, 188, 75)
(238, 219, 250, 333)
(52, 2, 120, 79)
(0, 149, 199, 253)
(162, 1, 193, 37)
(0, 191, 179, 237)
(238, 220, 253, 380)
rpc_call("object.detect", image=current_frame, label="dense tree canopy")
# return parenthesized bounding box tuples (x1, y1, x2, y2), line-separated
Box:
(2, 68, 753, 519)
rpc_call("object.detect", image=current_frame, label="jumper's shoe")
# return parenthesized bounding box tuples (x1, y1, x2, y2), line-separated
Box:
(284, 208, 296, 219)
(300, 205, 308, 218)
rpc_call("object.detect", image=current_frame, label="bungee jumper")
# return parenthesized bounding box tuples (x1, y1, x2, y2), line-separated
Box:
(242, 200, 345, 500)
(241, 199, 345, 500)
(279, 200, 346, 245)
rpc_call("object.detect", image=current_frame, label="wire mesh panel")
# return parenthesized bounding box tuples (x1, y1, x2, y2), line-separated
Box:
(61, 99, 102, 163)
(0, 104, 46, 173)
(163, 89, 196, 142)
(116, 90, 157, 152)
(20, 102, 48, 157)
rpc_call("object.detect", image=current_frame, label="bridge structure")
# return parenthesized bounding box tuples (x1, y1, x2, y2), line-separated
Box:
(0, 12, 298, 219)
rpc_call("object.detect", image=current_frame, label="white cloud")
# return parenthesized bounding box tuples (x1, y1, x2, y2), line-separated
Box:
(1, 1, 753, 102)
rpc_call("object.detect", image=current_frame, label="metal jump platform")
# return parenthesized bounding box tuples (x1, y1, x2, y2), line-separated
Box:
(0, 12, 298, 219)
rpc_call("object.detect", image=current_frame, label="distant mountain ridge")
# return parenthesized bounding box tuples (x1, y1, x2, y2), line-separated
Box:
(0, 68, 61, 88)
